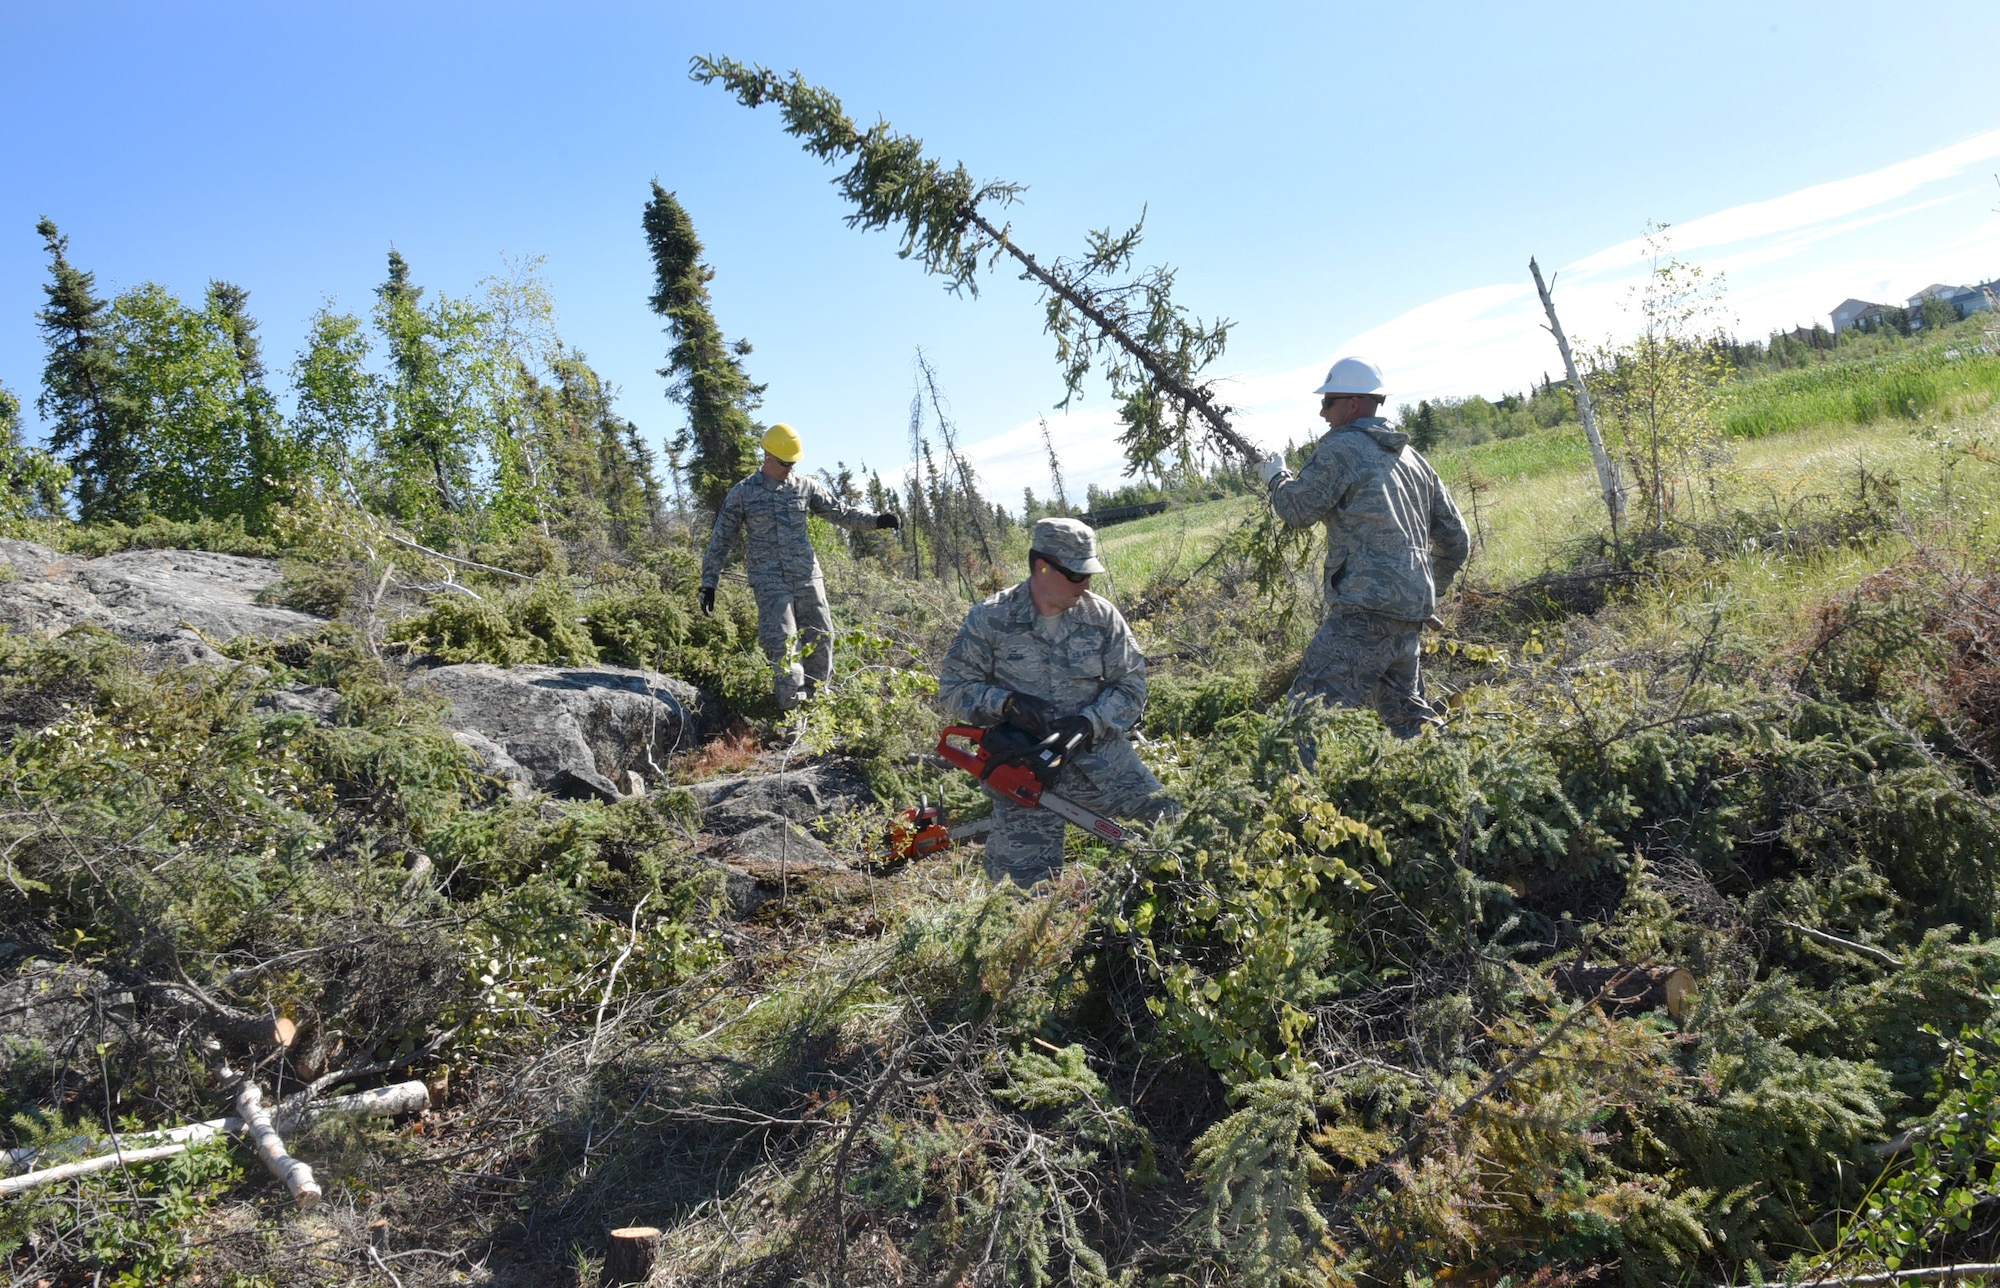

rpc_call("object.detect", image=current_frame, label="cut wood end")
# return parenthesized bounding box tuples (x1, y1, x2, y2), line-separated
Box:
(273, 1017, 297, 1048)
(610, 1226, 662, 1239)
(1663, 968, 1695, 1020)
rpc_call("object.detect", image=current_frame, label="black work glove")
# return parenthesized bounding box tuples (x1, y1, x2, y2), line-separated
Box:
(876, 511, 901, 530)
(1001, 692, 1058, 737)
(698, 586, 716, 617)
(1047, 713, 1094, 752)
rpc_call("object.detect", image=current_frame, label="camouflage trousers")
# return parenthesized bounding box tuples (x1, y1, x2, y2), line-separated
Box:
(1288, 605, 1437, 739)
(984, 737, 1176, 888)
(751, 574, 833, 710)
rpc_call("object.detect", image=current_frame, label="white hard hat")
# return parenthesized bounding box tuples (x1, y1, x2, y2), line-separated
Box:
(1314, 356, 1387, 397)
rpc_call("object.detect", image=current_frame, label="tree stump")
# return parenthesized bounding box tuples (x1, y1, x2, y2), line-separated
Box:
(600, 1226, 662, 1287)
(1552, 963, 1695, 1020)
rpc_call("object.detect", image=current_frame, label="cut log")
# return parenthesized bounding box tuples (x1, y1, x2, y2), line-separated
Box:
(1552, 963, 1695, 1019)
(601, 1226, 662, 1287)
(2, 1079, 431, 1181)
(222, 1064, 322, 1209)
(5, 1079, 431, 1171)
(282, 1079, 430, 1131)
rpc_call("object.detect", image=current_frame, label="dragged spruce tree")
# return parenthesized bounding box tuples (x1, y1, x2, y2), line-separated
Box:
(643, 182, 762, 513)
(690, 57, 1248, 476)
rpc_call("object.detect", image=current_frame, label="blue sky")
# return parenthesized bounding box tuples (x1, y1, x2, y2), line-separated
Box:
(4, 1, 1999, 501)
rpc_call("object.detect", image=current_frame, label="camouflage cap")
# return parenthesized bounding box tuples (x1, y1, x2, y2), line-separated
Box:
(1030, 517, 1107, 575)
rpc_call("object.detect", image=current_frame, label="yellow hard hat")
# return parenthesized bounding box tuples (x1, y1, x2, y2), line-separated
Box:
(762, 423, 803, 463)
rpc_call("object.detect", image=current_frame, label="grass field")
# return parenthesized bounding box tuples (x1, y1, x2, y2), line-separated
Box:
(1092, 391, 2000, 620)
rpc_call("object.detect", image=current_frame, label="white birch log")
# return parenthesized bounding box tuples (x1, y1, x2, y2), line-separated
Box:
(0, 1141, 197, 1197)
(4, 1080, 431, 1171)
(1530, 256, 1626, 540)
(226, 1067, 322, 1209)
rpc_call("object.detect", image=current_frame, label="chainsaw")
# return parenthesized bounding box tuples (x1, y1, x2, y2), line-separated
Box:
(881, 724, 1131, 859)
(881, 795, 988, 860)
(936, 724, 1129, 845)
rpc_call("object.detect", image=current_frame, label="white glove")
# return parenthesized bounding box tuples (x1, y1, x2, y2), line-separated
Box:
(1254, 455, 1286, 486)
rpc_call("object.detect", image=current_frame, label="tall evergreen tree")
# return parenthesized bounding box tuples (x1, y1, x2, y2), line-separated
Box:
(205, 280, 286, 526)
(372, 248, 486, 532)
(34, 217, 131, 522)
(643, 182, 762, 513)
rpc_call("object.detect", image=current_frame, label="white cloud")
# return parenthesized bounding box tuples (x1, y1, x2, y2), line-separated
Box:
(956, 127, 2000, 499)
(1570, 128, 2000, 271)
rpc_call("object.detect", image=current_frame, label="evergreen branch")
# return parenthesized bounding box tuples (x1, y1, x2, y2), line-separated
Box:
(957, 205, 1257, 463)
(1332, 964, 1643, 1207)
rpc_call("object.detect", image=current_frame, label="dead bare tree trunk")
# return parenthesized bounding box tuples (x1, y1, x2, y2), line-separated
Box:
(1530, 257, 1625, 551)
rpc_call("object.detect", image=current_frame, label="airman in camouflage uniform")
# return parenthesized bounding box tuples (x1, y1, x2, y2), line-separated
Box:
(700, 424, 898, 709)
(940, 517, 1176, 887)
(1258, 359, 1470, 738)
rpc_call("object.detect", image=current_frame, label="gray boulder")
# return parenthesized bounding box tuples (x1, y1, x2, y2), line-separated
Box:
(0, 540, 324, 664)
(421, 663, 717, 799)
(687, 760, 874, 836)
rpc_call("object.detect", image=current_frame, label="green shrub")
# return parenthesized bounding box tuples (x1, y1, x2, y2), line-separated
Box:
(58, 513, 280, 558)
(1145, 670, 1260, 738)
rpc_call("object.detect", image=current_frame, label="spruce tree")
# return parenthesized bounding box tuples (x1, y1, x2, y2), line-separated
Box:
(643, 182, 761, 513)
(690, 58, 1248, 475)
(34, 217, 131, 522)
(205, 280, 286, 527)
(372, 248, 480, 530)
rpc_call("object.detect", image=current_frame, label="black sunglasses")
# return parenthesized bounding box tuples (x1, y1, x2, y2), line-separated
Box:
(1036, 556, 1091, 584)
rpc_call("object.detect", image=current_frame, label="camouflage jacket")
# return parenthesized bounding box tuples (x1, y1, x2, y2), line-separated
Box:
(701, 471, 877, 589)
(1266, 417, 1471, 622)
(939, 581, 1147, 746)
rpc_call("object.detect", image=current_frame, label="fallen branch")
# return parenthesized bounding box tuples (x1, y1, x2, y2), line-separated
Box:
(1727, 1264, 2000, 1287)
(0, 1140, 201, 1197)
(224, 1062, 319, 1208)
(381, 531, 531, 582)
(1779, 920, 1902, 969)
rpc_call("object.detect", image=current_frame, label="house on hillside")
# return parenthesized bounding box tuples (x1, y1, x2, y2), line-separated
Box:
(1905, 280, 2000, 328)
(1831, 298, 1895, 334)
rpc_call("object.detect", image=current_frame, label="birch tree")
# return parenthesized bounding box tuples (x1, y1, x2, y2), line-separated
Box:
(1587, 228, 1733, 533)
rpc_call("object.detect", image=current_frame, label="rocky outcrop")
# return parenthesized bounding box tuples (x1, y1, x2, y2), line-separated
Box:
(686, 760, 874, 835)
(0, 541, 732, 805)
(687, 761, 875, 914)
(420, 663, 718, 801)
(0, 539, 323, 664)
